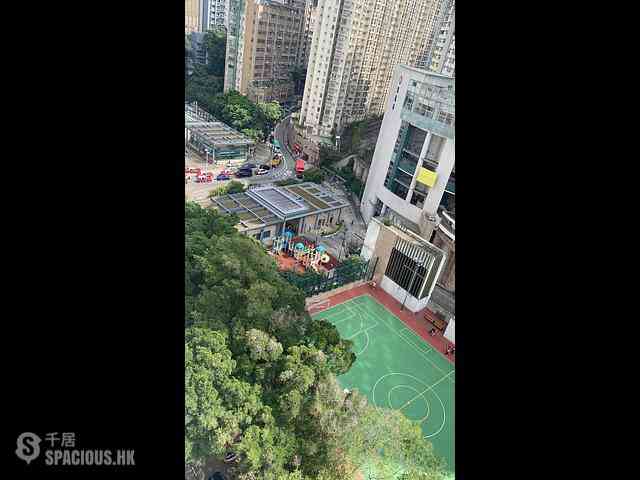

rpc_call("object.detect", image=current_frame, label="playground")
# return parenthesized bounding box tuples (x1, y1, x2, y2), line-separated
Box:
(312, 292, 455, 475)
(270, 230, 340, 275)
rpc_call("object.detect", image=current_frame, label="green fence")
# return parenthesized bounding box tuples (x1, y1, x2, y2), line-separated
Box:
(281, 258, 375, 297)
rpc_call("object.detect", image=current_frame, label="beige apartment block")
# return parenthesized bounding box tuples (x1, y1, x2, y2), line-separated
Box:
(185, 0, 203, 33)
(224, 0, 307, 104)
(299, 0, 452, 140)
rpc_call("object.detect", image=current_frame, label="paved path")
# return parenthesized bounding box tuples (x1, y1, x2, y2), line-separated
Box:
(248, 114, 296, 185)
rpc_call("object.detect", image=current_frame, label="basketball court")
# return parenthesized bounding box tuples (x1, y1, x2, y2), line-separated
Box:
(312, 294, 455, 475)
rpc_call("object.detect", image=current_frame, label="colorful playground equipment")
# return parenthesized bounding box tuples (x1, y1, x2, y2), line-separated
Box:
(271, 231, 332, 273)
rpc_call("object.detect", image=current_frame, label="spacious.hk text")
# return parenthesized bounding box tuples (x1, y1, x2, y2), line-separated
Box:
(45, 449, 135, 466)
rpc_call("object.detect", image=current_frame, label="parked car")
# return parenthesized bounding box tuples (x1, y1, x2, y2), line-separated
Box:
(196, 174, 213, 183)
(236, 169, 252, 178)
(259, 164, 271, 171)
(256, 168, 269, 175)
(242, 163, 257, 170)
(216, 173, 230, 181)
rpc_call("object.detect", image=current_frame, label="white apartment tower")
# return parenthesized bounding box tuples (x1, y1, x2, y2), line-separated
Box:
(298, 0, 318, 69)
(299, 0, 447, 139)
(203, 0, 231, 30)
(361, 65, 455, 240)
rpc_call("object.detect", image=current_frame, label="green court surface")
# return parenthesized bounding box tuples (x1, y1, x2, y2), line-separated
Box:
(313, 295, 455, 475)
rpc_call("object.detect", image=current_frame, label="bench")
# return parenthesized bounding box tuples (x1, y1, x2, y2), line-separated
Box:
(424, 310, 447, 331)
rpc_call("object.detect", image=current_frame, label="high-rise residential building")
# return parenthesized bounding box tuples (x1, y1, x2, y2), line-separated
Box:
(430, 1, 454, 77)
(299, 0, 449, 142)
(203, 0, 231, 30)
(298, 0, 318, 69)
(224, 0, 307, 104)
(186, 0, 204, 33)
(224, 0, 245, 92)
(418, 0, 454, 77)
(361, 65, 455, 242)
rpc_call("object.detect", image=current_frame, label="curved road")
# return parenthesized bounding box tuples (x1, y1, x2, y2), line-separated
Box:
(248, 113, 297, 185)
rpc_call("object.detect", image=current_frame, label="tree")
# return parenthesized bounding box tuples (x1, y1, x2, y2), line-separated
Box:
(241, 128, 264, 143)
(226, 180, 246, 194)
(205, 28, 227, 77)
(258, 101, 283, 129)
(224, 103, 253, 130)
(302, 168, 325, 184)
(185, 327, 269, 462)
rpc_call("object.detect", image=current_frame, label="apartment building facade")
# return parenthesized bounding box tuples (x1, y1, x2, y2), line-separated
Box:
(361, 65, 455, 242)
(430, 0, 455, 77)
(299, 0, 449, 142)
(201, 0, 230, 30)
(185, 0, 204, 33)
(224, 0, 307, 104)
(298, 0, 318, 69)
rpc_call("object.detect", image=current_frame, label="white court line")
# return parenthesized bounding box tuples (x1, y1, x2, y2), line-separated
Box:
(332, 314, 357, 326)
(346, 324, 379, 339)
(397, 326, 434, 356)
(310, 296, 359, 316)
(316, 296, 455, 383)
(350, 298, 455, 384)
(372, 372, 447, 440)
(355, 330, 371, 356)
(358, 296, 455, 381)
(399, 370, 455, 412)
(356, 299, 434, 355)
(313, 305, 353, 321)
(388, 385, 430, 422)
(342, 301, 365, 331)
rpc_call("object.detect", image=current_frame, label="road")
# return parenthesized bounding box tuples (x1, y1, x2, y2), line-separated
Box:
(185, 114, 298, 205)
(248, 113, 296, 185)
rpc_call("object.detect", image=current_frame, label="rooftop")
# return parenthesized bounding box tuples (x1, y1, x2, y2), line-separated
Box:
(185, 103, 254, 148)
(211, 183, 349, 231)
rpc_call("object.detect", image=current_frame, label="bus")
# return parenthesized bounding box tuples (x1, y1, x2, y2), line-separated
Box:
(295, 158, 305, 175)
(272, 139, 281, 152)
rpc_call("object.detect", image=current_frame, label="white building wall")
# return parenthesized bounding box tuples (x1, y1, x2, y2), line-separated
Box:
(361, 65, 455, 227)
(444, 316, 455, 343)
(361, 66, 409, 223)
(360, 218, 380, 261)
(380, 276, 430, 313)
